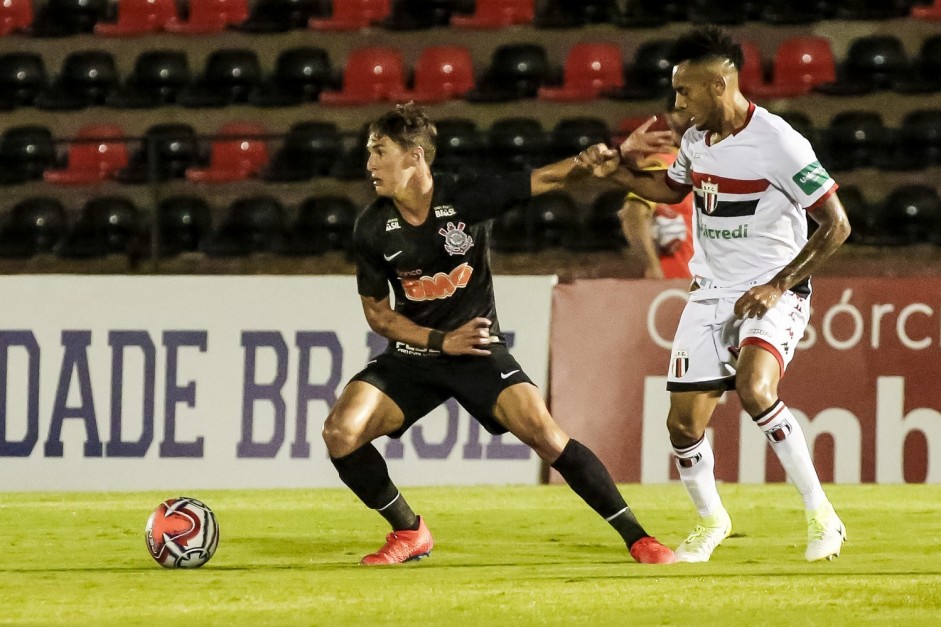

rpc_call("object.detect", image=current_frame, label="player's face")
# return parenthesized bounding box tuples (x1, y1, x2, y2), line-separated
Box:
(366, 133, 414, 198)
(672, 61, 721, 133)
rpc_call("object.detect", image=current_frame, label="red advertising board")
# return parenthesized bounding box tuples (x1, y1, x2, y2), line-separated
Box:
(549, 278, 940, 484)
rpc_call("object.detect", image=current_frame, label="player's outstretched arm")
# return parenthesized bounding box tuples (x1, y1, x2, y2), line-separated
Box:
(618, 116, 675, 169)
(361, 295, 494, 356)
(734, 193, 851, 319)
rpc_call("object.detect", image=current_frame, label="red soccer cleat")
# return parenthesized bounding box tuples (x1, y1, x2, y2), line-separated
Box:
(360, 516, 434, 565)
(629, 536, 676, 564)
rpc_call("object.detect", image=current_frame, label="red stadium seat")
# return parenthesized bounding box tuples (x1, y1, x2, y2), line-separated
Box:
(737, 40, 769, 98)
(0, 0, 33, 35)
(912, 0, 941, 20)
(538, 43, 624, 102)
(165, 0, 248, 34)
(390, 45, 474, 103)
(94, 0, 178, 36)
(319, 47, 405, 105)
(186, 122, 269, 183)
(750, 36, 836, 98)
(451, 0, 533, 29)
(44, 124, 129, 185)
(309, 0, 389, 31)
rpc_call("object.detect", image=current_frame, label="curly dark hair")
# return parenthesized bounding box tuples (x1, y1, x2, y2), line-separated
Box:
(668, 25, 745, 72)
(369, 102, 438, 165)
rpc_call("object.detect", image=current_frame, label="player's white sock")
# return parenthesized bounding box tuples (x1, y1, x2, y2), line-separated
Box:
(673, 436, 723, 517)
(755, 400, 826, 511)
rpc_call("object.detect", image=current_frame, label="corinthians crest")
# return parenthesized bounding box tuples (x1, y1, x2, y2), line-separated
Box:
(438, 221, 474, 256)
(698, 179, 719, 214)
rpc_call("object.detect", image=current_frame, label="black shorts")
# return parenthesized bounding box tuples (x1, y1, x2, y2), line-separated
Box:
(350, 344, 534, 438)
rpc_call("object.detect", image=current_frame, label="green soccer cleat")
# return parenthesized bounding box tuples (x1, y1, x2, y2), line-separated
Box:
(674, 508, 732, 563)
(805, 502, 846, 562)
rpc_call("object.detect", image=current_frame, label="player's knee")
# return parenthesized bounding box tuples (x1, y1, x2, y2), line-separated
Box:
(736, 376, 776, 416)
(666, 413, 700, 445)
(321, 414, 363, 457)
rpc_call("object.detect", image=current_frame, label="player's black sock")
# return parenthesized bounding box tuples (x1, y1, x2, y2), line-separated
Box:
(330, 443, 419, 531)
(551, 439, 648, 547)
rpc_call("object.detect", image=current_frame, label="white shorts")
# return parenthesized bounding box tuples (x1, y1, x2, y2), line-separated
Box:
(666, 291, 810, 392)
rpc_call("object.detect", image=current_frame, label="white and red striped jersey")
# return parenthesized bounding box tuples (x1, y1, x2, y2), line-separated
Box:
(666, 103, 837, 301)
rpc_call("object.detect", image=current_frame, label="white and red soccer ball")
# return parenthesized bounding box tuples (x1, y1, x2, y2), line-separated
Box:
(145, 497, 220, 568)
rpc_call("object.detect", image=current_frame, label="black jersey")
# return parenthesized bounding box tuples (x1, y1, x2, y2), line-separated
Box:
(354, 170, 531, 351)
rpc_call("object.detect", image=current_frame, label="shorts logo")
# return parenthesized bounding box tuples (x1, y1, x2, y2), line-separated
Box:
(792, 161, 830, 195)
(439, 221, 474, 256)
(696, 180, 719, 214)
(673, 350, 689, 378)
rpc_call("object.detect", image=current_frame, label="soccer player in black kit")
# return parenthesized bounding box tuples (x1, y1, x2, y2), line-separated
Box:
(322, 103, 674, 565)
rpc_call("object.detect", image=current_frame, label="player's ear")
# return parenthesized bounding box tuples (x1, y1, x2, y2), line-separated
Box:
(412, 146, 424, 163)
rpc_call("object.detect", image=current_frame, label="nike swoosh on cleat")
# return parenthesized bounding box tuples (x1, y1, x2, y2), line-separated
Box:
(384, 251, 403, 261)
(500, 369, 520, 379)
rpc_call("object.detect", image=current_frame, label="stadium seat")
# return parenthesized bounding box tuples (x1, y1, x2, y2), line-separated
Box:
(533, 0, 615, 28)
(0, 125, 56, 184)
(250, 47, 333, 106)
(59, 195, 141, 258)
(0, 197, 67, 258)
(614, 0, 671, 27)
(912, 0, 941, 20)
(0, 0, 33, 35)
(319, 47, 404, 105)
(735, 40, 769, 98)
(289, 195, 358, 254)
(531, 191, 579, 249)
(491, 201, 540, 252)
(203, 195, 288, 256)
(611, 39, 674, 100)
(390, 45, 474, 103)
(165, 0, 248, 33)
(107, 50, 191, 108)
(487, 118, 547, 172)
(434, 118, 483, 173)
(94, 0, 178, 36)
(44, 124, 129, 185)
(836, 0, 908, 20)
(892, 109, 941, 169)
(549, 117, 610, 160)
(687, 0, 749, 24)
(263, 121, 341, 181)
(178, 48, 262, 107)
(538, 43, 623, 102)
(822, 111, 891, 171)
(0, 53, 47, 108)
(36, 50, 118, 109)
(749, 36, 836, 98)
(577, 189, 627, 251)
(309, 0, 390, 30)
(759, 0, 829, 23)
(331, 124, 369, 179)
(379, 0, 455, 30)
(116, 123, 200, 183)
(465, 43, 550, 102)
(897, 35, 941, 93)
(237, 0, 326, 32)
(31, 0, 108, 36)
(832, 185, 871, 244)
(186, 122, 269, 183)
(874, 185, 941, 245)
(451, 0, 533, 29)
(816, 36, 911, 95)
(156, 195, 213, 256)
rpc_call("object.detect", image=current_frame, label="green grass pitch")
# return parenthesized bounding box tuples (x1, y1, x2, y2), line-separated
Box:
(1, 484, 939, 626)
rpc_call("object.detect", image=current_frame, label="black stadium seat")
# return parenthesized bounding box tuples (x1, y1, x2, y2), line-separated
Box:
(116, 124, 201, 184)
(107, 50, 192, 108)
(237, 0, 328, 32)
(32, 0, 108, 37)
(157, 195, 213, 256)
(822, 111, 892, 171)
(0, 197, 68, 258)
(434, 118, 483, 174)
(204, 195, 288, 256)
(465, 44, 550, 102)
(874, 185, 941, 246)
(263, 121, 342, 182)
(816, 36, 911, 96)
(0, 126, 56, 184)
(36, 50, 119, 110)
(549, 117, 610, 160)
(487, 118, 548, 172)
(0, 53, 47, 108)
(249, 47, 333, 107)
(288, 195, 358, 255)
(178, 49, 263, 108)
(59, 196, 142, 258)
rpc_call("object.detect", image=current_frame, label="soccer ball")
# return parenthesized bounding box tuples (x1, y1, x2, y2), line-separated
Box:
(144, 497, 220, 568)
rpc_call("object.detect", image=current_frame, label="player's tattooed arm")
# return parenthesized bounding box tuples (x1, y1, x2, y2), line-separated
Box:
(360, 296, 493, 355)
(734, 193, 851, 319)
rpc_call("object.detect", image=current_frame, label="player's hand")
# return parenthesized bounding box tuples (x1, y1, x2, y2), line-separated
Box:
(575, 143, 621, 178)
(735, 284, 784, 319)
(619, 116, 675, 161)
(442, 317, 493, 356)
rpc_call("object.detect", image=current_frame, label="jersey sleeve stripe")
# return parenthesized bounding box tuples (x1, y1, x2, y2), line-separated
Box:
(806, 182, 839, 212)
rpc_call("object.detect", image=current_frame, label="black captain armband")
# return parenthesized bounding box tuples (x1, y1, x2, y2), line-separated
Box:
(427, 329, 446, 352)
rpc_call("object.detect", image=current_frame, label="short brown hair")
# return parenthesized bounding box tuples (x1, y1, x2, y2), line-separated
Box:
(369, 102, 438, 165)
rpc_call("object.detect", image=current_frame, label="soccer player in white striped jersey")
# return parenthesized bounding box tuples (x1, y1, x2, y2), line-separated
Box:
(580, 26, 851, 562)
